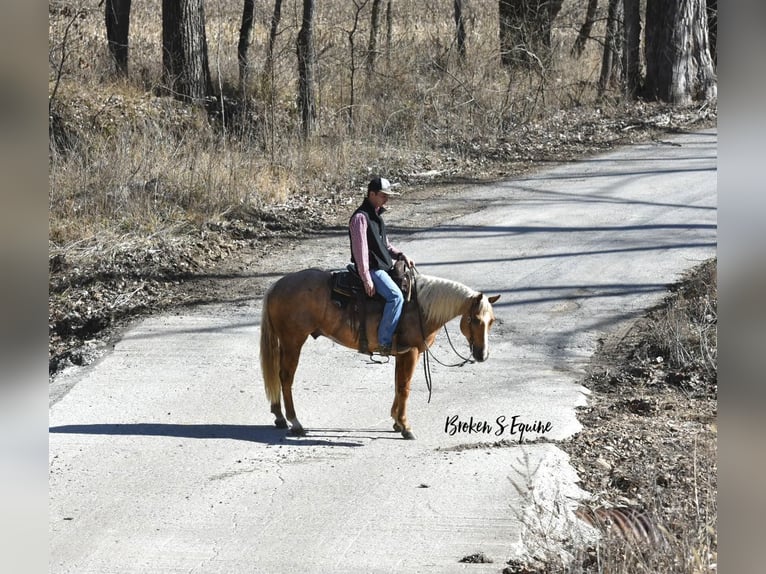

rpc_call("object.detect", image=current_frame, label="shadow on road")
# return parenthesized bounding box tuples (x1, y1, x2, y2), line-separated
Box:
(49, 423, 378, 447)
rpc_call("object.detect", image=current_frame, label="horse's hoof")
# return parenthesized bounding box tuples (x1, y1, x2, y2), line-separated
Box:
(401, 430, 416, 440)
(393, 422, 403, 432)
(274, 419, 288, 429)
(290, 426, 307, 436)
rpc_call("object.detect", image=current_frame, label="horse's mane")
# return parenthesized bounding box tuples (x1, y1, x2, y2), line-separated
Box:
(416, 274, 480, 325)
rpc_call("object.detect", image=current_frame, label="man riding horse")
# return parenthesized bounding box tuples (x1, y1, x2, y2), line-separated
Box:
(260, 176, 500, 439)
(348, 176, 415, 356)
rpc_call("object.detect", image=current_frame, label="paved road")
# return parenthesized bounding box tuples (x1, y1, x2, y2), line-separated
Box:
(49, 130, 717, 573)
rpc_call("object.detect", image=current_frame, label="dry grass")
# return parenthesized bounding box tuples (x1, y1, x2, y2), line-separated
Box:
(641, 261, 718, 381)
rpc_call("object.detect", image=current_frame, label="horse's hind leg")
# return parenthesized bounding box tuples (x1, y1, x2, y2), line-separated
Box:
(270, 402, 288, 429)
(280, 339, 307, 436)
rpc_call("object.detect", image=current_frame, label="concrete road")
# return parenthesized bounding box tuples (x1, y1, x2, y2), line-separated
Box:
(49, 130, 717, 573)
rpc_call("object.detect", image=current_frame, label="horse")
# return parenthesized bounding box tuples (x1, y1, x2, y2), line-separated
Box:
(259, 268, 500, 439)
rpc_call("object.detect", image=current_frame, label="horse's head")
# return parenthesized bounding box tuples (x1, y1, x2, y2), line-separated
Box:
(460, 293, 500, 362)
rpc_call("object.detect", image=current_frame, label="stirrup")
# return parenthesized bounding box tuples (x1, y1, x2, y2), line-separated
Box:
(373, 342, 411, 356)
(373, 344, 392, 356)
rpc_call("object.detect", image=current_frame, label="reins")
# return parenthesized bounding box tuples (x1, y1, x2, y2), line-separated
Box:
(434, 325, 476, 366)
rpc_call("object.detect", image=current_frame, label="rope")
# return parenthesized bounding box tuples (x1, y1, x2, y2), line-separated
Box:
(423, 344, 433, 403)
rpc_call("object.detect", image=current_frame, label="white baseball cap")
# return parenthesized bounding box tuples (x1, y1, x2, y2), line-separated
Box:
(367, 176, 401, 195)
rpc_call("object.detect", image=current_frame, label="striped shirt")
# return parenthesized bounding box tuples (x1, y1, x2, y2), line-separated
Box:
(349, 211, 402, 287)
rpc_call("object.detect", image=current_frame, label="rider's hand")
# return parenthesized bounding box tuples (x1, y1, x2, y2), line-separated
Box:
(364, 280, 375, 297)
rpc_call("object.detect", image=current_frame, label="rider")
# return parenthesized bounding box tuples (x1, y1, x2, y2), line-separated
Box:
(349, 176, 415, 356)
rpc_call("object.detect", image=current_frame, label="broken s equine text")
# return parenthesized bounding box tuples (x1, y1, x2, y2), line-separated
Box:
(444, 415, 552, 442)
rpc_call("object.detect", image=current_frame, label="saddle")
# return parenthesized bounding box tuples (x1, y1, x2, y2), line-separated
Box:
(330, 264, 368, 303)
(330, 260, 416, 354)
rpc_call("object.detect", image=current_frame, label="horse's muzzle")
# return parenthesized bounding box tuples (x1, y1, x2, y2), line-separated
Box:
(472, 346, 488, 362)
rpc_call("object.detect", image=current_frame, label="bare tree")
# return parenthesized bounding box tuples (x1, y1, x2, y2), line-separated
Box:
(237, 0, 255, 95)
(598, 0, 623, 97)
(498, 0, 563, 69)
(498, 0, 522, 67)
(50, 6, 87, 112)
(623, 0, 641, 98)
(454, 0, 467, 60)
(297, 0, 316, 138)
(265, 0, 284, 78)
(706, 0, 716, 67)
(644, 0, 716, 103)
(367, 0, 383, 74)
(347, 1, 370, 132)
(385, 0, 393, 67)
(105, 0, 132, 76)
(572, 0, 598, 58)
(162, 0, 212, 104)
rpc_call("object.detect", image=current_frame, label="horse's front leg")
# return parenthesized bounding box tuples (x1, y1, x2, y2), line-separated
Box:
(391, 350, 420, 439)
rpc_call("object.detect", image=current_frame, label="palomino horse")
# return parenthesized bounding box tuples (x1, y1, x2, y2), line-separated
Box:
(260, 268, 500, 439)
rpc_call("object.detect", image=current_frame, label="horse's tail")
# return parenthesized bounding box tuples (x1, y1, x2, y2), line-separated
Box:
(260, 286, 281, 405)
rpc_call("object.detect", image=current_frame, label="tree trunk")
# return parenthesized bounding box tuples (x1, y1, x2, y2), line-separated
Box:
(706, 0, 716, 67)
(572, 0, 598, 57)
(499, 0, 524, 67)
(105, 0, 132, 76)
(162, 0, 212, 104)
(238, 0, 255, 95)
(264, 0, 284, 81)
(541, 0, 563, 52)
(644, 0, 717, 103)
(623, 0, 641, 99)
(598, 0, 623, 96)
(297, 0, 316, 138)
(347, 1, 366, 132)
(367, 0, 383, 74)
(499, 0, 563, 69)
(385, 0, 393, 67)
(454, 0, 467, 60)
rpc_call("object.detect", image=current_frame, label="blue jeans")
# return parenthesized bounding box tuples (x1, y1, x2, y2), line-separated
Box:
(370, 269, 404, 347)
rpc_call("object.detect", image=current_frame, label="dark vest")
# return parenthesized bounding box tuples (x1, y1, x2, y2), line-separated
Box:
(350, 198, 394, 271)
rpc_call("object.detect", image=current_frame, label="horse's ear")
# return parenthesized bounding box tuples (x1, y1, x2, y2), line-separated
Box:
(488, 294, 500, 304)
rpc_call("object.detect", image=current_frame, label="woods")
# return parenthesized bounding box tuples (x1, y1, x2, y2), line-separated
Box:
(48, 0, 717, 243)
(94, 0, 717, 115)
